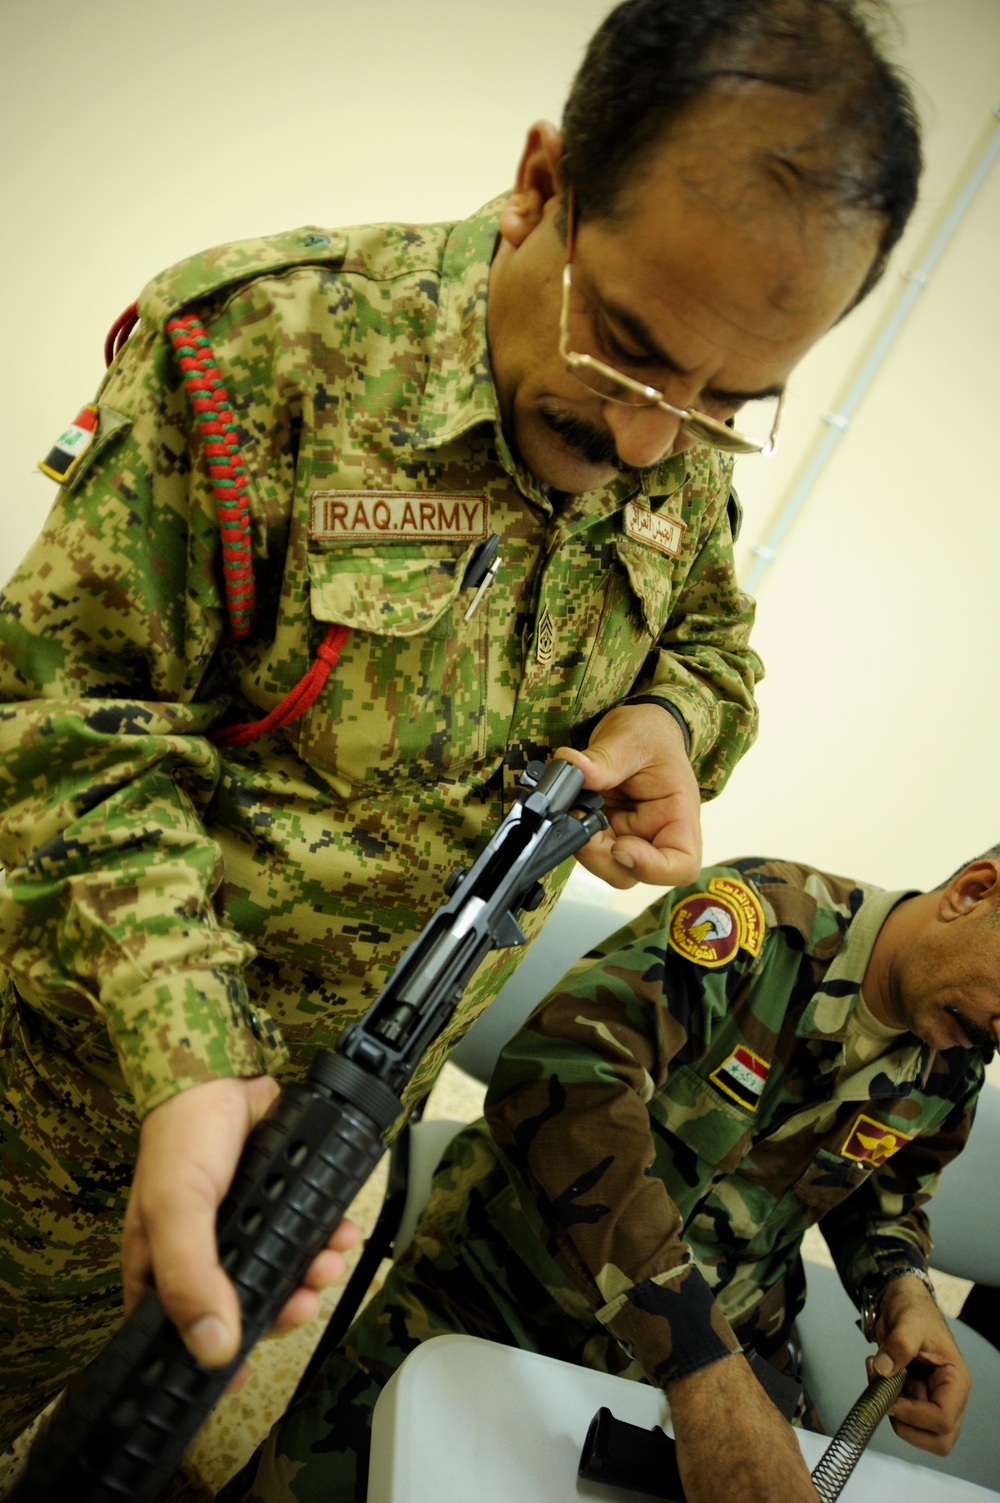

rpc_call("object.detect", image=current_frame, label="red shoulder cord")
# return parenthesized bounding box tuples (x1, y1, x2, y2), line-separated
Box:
(106, 304, 348, 748)
(105, 302, 140, 366)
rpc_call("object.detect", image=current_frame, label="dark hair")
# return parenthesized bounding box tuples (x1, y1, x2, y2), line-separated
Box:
(561, 0, 922, 305)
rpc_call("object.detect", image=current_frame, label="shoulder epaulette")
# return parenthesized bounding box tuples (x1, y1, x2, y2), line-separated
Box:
(138, 226, 348, 330)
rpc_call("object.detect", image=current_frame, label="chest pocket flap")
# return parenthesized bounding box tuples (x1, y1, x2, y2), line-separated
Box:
(613, 536, 676, 638)
(307, 540, 480, 638)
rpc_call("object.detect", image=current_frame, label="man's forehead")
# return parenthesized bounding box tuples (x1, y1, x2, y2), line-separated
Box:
(606, 81, 879, 243)
(581, 135, 882, 340)
(592, 83, 884, 282)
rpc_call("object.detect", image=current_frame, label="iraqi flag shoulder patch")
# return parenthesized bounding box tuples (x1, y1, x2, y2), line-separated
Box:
(709, 1045, 771, 1111)
(667, 875, 765, 970)
(38, 405, 99, 484)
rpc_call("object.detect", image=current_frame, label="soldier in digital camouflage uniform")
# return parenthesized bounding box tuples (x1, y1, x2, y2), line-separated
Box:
(226, 853, 993, 1503)
(0, 181, 760, 1460)
(0, 0, 922, 1460)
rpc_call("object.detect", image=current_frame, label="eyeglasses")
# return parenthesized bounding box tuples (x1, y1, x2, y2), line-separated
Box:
(558, 197, 784, 458)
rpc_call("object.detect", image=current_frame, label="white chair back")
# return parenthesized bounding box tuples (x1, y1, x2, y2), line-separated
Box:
(924, 1080, 1000, 1285)
(450, 883, 637, 1084)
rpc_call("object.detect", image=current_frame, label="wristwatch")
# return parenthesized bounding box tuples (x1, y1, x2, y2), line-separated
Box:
(860, 1267, 937, 1343)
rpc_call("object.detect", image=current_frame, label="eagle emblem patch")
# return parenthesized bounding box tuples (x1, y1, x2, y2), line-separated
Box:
(667, 876, 765, 969)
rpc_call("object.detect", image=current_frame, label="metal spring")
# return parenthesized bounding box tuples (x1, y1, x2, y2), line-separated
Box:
(811, 1368, 908, 1502)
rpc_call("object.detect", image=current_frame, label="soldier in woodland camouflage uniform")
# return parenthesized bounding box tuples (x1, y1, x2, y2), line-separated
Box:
(228, 853, 994, 1503)
(0, 0, 922, 1458)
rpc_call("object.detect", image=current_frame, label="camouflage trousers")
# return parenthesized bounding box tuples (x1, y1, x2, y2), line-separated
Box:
(0, 1001, 137, 1450)
(218, 1123, 813, 1503)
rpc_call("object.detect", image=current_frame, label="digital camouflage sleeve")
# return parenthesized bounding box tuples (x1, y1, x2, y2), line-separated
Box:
(483, 858, 983, 1388)
(0, 197, 762, 1131)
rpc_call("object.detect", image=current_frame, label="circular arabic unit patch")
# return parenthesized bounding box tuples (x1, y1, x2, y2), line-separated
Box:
(668, 878, 765, 969)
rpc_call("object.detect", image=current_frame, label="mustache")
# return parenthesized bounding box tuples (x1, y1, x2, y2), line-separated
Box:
(945, 1005, 996, 1058)
(538, 403, 659, 479)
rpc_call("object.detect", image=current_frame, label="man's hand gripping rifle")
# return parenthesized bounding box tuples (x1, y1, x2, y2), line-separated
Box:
(12, 758, 606, 1503)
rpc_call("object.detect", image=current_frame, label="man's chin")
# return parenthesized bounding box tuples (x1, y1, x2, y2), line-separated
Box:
(944, 1006, 996, 1058)
(515, 414, 620, 495)
(542, 454, 620, 495)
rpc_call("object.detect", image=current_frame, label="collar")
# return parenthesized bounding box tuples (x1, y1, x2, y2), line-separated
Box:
(413, 195, 503, 453)
(797, 887, 930, 1094)
(413, 196, 693, 519)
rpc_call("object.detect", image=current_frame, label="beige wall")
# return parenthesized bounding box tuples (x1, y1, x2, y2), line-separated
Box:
(710, 2, 1000, 892)
(1, 0, 997, 895)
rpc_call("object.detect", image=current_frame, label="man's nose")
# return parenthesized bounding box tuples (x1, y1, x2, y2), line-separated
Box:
(601, 401, 687, 469)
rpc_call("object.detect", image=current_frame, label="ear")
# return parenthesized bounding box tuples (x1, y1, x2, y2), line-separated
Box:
(938, 860, 1000, 921)
(498, 121, 566, 250)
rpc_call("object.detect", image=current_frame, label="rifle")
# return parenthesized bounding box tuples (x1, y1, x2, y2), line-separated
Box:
(11, 757, 606, 1503)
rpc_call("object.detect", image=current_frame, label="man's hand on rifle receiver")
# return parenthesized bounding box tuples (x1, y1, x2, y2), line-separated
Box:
(554, 702, 701, 890)
(122, 1077, 359, 1384)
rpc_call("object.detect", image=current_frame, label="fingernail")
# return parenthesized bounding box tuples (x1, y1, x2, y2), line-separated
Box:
(188, 1315, 231, 1364)
(613, 851, 636, 871)
(873, 1353, 893, 1377)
